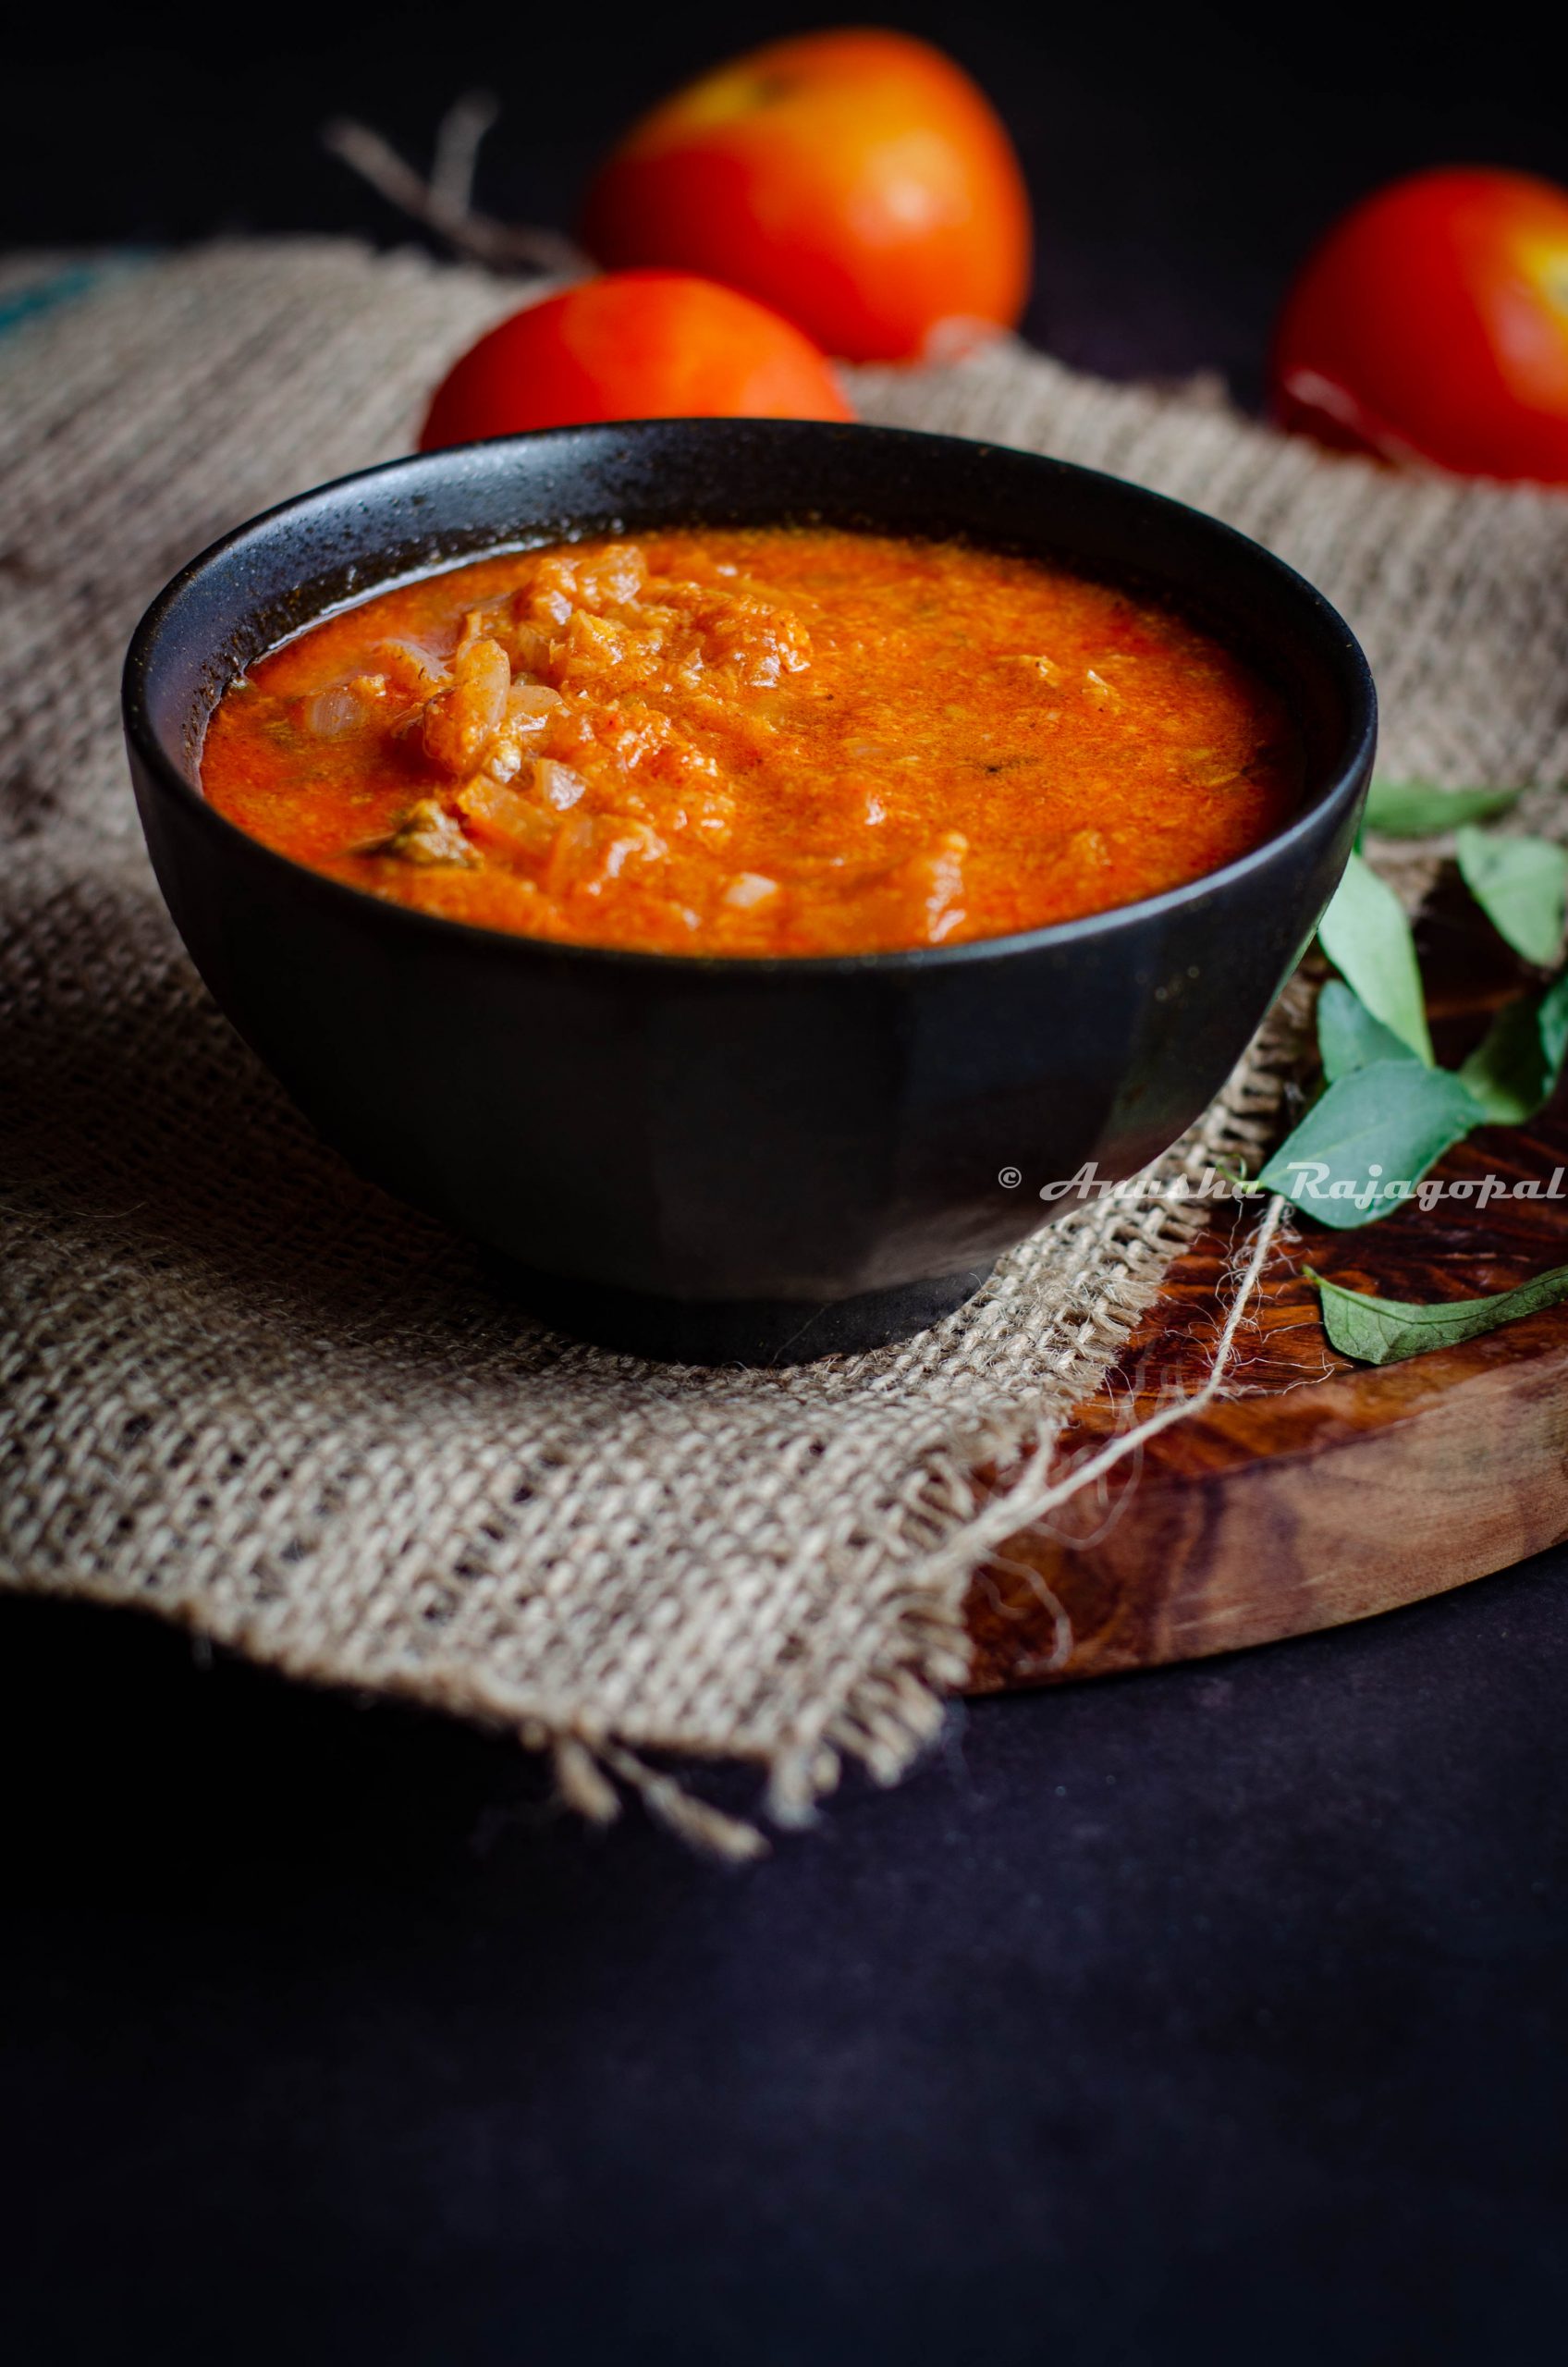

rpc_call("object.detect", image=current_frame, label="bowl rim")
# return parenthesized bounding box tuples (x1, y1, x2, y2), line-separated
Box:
(123, 417, 1378, 981)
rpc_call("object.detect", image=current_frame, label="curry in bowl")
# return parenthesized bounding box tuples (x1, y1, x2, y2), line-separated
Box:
(128, 421, 1371, 1358)
(202, 526, 1300, 959)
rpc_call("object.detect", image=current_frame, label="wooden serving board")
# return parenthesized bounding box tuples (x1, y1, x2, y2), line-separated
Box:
(963, 873, 1568, 1691)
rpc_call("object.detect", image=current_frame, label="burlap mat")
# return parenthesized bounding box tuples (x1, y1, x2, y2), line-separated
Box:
(4, 242, 1566, 1850)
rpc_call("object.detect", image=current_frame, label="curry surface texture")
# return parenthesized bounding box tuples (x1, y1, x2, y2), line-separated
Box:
(201, 527, 1301, 956)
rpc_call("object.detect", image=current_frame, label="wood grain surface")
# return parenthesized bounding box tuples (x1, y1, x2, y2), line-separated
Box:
(964, 871, 1568, 1689)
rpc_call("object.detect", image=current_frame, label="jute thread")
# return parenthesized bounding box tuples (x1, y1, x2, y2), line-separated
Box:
(3, 243, 1566, 1854)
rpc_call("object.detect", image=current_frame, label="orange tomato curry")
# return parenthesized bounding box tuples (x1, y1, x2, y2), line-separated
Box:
(202, 527, 1301, 957)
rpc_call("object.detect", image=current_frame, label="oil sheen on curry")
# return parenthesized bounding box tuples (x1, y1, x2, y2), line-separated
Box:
(202, 527, 1301, 957)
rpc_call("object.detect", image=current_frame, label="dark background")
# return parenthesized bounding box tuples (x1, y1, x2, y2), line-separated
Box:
(5, 6, 1568, 2361)
(9, 1, 1568, 401)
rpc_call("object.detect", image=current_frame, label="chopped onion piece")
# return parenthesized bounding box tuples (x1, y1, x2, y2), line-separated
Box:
(723, 872, 779, 909)
(535, 758, 587, 811)
(302, 675, 386, 738)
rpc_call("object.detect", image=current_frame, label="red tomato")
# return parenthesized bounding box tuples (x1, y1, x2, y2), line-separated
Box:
(419, 271, 852, 448)
(580, 29, 1031, 364)
(1270, 167, 1568, 481)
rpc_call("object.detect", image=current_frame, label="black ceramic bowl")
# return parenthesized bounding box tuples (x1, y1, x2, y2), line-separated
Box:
(124, 420, 1375, 1363)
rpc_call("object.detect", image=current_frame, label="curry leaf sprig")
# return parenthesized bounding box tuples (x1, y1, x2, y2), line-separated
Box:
(1316, 850, 1433, 1062)
(1252, 779, 1568, 1363)
(1360, 778, 1521, 836)
(1309, 1262, 1568, 1367)
(1259, 790, 1568, 1233)
(1455, 826, 1568, 967)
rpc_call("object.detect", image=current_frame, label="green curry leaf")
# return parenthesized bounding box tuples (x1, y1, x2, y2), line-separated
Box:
(1363, 779, 1523, 837)
(1309, 1262, 1568, 1366)
(1317, 852, 1434, 1063)
(1457, 972, 1568, 1125)
(1317, 978, 1421, 1083)
(1256, 1060, 1480, 1228)
(1455, 828, 1568, 967)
